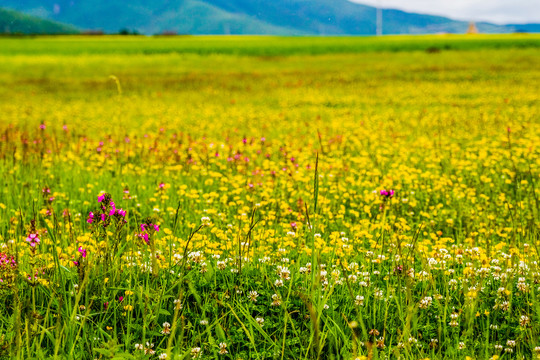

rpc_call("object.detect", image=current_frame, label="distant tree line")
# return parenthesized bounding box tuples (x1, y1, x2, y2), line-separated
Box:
(118, 28, 141, 35)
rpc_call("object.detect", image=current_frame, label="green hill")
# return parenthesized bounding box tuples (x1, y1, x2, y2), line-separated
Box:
(0, 7, 79, 34)
(1, 0, 537, 35)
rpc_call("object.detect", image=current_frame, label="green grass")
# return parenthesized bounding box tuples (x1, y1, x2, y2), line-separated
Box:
(0, 34, 539, 56)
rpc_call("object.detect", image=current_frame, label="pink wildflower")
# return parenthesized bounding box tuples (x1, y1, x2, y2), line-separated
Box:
(380, 189, 395, 198)
(78, 246, 87, 258)
(26, 233, 40, 247)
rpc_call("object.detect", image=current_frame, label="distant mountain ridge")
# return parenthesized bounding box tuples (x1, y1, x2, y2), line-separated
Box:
(0, 7, 79, 34)
(1, 0, 538, 35)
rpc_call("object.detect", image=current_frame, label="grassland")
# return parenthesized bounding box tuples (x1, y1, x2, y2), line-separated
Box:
(0, 33, 539, 56)
(0, 35, 539, 359)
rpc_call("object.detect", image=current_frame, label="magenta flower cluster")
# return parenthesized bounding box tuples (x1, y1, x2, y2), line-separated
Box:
(0, 252, 17, 285)
(137, 221, 160, 245)
(0, 253, 17, 268)
(78, 246, 87, 258)
(73, 246, 87, 266)
(87, 193, 126, 227)
(26, 233, 40, 247)
(380, 189, 395, 198)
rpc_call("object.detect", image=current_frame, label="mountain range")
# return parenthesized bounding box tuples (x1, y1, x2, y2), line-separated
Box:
(0, 7, 78, 34)
(1, 0, 539, 35)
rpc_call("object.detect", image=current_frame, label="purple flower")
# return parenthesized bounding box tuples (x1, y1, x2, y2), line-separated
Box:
(78, 246, 87, 258)
(87, 212, 94, 223)
(26, 233, 40, 247)
(101, 214, 107, 222)
(98, 194, 105, 202)
(380, 189, 395, 198)
(117, 209, 126, 217)
(138, 221, 159, 244)
(139, 233, 149, 244)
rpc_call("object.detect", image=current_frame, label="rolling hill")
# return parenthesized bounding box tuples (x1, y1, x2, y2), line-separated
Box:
(0, 7, 79, 34)
(1, 0, 537, 35)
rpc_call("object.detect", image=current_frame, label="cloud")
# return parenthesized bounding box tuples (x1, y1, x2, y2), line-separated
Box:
(349, 0, 540, 24)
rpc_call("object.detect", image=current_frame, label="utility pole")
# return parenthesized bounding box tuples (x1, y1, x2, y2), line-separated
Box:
(376, 0, 382, 36)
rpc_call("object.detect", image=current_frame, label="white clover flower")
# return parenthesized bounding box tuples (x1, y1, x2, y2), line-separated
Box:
(248, 291, 259, 302)
(418, 296, 433, 309)
(278, 266, 290, 279)
(161, 322, 171, 335)
(191, 347, 202, 359)
(271, 293, 282, 306)
(219, 342, 228, 355)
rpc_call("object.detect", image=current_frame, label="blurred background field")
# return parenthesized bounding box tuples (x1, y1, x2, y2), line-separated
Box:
(1, 34, 540, 55)
(1, 35, 539, 137)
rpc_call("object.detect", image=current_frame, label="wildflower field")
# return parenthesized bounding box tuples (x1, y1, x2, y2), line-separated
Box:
(0, 34, 539, 359)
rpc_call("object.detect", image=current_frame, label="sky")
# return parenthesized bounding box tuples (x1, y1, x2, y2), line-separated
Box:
(351, 0, 540, 24)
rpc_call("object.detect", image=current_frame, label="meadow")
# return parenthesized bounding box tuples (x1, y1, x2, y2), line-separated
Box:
(0, 35, 539, 359)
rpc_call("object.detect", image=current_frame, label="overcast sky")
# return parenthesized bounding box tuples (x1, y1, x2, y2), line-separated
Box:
(350, 0, 540, 24)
